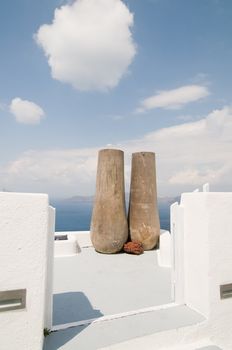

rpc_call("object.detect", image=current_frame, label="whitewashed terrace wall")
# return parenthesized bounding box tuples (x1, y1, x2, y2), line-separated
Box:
(0, 192, 55, 350)
(171, 185, 232, 348)
(44, 206, 55, 329)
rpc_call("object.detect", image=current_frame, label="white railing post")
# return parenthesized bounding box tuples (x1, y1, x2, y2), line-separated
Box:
(0, 192, 50, 350)
(44, 206, 55, 330)
(203, 183, 210, 192)
(171, 202, 184, 304)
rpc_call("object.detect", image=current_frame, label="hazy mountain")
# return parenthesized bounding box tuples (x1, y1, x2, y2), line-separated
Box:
(158, 196, 180, 205)
(63, 195, 94, 203)
(60, 194, 180, 204)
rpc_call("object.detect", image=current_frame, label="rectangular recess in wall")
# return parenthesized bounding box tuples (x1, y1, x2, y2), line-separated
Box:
(220, 283, 232, 300)
(55, 235, 68, 241)
(0, 289, 26, 312)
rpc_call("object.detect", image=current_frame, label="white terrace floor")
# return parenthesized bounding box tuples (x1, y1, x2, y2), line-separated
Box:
(53, 246, 172, 322)
(43, 234, 215, 350)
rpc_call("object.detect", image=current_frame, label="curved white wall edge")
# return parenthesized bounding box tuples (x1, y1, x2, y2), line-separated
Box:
(52, 302, 178, 332)
(158, 230, 171, 268)
(54, 236, 81, 257)
(55, 231, 92, 248)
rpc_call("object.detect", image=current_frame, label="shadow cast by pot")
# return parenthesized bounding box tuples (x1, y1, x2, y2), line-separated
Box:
(53, 291, 103, 325)
(43, 292, 103, 350)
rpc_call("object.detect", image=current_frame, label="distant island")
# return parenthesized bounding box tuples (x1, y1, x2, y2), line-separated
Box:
(59, 194, 180, 205)
(63, 195, 94, 203)
(50, 194, 180, 232)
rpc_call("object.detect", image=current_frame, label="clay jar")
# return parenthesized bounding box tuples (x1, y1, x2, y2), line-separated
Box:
(128, 152, 160, 250)
(90, 149, 128, 253)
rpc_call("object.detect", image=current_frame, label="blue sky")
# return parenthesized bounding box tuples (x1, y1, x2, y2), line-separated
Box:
(1, 0, 232, 197)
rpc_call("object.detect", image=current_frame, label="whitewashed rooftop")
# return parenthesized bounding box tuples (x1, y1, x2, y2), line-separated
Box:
(2, 189, 231, 349)
(43, 243, 207, 350)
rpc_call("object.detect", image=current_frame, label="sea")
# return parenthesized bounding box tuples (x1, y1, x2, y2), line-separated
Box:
(51, 198, 173, 232)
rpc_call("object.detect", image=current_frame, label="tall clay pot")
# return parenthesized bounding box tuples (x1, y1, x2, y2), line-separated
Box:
(129, 152, 160, 250)
(90, 149, 128, 253)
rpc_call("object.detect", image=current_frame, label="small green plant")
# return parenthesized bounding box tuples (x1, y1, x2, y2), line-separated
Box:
(43, 328, 51, 337)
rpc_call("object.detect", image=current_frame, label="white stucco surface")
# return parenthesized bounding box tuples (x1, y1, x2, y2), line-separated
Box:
(54, 231, 91, 257)
(44, 304, 204, 350)
(171, 201, 184, 304)
(2, 188, 232, 350)
(103, 337, 222, 350)
(52, 245, 172, 323)
(68, 231, 92, 247)
(182, 193, 232, 324)
(182, 193, 210, 317)
(109, 191, 232, 350)
(54, 236, 81, 257)
(44, 206, 56, 329)
(0, 192, 52, 350)
(157, 230, 171, 267)
(170, 192, 232, 349)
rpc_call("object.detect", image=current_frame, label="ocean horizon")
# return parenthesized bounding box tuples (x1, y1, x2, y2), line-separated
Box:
(51, 197, 176, 232)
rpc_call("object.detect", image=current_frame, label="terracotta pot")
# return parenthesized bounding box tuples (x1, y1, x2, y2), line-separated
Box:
(129, 152, 160, 250)
(90, 149, 128, 253)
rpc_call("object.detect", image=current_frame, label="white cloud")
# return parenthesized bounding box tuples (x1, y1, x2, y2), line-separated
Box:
(1, 106, 232, 197)
(9, 98, 45, 124)
(35, 0, 136, 91)
(0, 148, 98, 196)
(136, 85, 210, 112)
(168, 167, 229, 186)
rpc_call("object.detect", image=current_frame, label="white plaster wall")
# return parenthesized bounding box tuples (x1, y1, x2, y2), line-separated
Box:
(68, 231, 92, 247)
(54, 237, 81, 257)
(157, 230, 171, 267)
(0, 192, 50, 350)
(56, 231, 92, 248)
(171, 202, 184, 304)
(181, 193, 210, 317)
(180, 192, 232, 349)
(99, 320, 210, 350)
(44, 206, 55, 329)
(62, 192, 232, 350)
(54, 231, 91, 257)
(206, 193, 232, 348)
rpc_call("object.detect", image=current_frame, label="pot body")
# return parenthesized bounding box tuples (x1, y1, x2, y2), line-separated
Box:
(129, 152, 160, 250)
(90, 149, 128, 253)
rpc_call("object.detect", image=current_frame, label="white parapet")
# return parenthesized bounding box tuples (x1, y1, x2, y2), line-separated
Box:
(157, 230, 171, 268)
(0, 192, 54, 350)
(54, 231, 92, 257)
(44, 206, 56, 330)
(54, 233, 81, 257)
(176, 191, 232, 349)
(100, 190, 232, 350)
(67, 231, 92, 248)
(170, 201, 184, 304)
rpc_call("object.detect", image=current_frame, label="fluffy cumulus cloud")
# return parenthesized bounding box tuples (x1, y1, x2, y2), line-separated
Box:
(136, 85, 210, 112)
(1, 106, 232, 197)
(9, 98, 45, 124)
(0, 148, 98, 196)
(35, 0, 136, 91)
